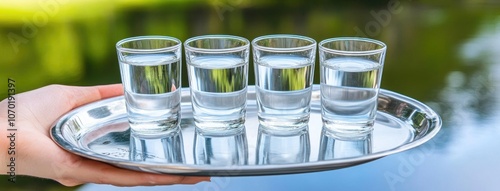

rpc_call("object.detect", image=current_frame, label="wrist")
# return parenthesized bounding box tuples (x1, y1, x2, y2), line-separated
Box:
(1, 99, 7, 175)
(1, 101, 18, 181)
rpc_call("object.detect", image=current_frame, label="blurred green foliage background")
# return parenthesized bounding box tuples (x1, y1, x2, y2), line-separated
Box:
(1, 0, 499, 190)
(1, 0, 494, 100)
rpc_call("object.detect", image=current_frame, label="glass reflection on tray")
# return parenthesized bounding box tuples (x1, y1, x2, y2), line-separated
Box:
(256, 125, 310, 165)
(319, 127, 372, 160)
(129, 126, 185, 163)
(125, 122, 378, 165)
(194, 127, 248, 166)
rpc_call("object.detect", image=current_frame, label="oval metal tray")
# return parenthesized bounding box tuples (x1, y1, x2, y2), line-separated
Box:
(50, 85, 441, 176)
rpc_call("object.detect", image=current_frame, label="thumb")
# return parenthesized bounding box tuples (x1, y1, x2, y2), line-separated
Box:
(17, 84, 123, 128)
(59, 84, 124, 109)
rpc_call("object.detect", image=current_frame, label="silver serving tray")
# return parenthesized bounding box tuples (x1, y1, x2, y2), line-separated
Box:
(50, 85, 441, 176)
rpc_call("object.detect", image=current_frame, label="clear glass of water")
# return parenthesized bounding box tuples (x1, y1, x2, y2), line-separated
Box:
(252, 34, 316, 131)
(116, 36, 182, 137)
(319, 37, 387, 135)
(184, 35, 250, 135)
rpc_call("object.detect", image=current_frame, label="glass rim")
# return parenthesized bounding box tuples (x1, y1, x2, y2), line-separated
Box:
(116, 36, 182, 53)
(319, 37, 387, 55)
(184, 35, 250, 53)
(252, 34, 317, 52)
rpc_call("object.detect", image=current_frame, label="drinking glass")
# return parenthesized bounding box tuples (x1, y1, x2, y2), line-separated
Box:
(319, 37, 386, 135)
(116, 36, 182, 136)
(184, 35, 250, 135)
(252, 34, 316, 131)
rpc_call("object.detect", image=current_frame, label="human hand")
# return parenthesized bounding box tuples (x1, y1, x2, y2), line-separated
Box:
(0, 84, 209, 186)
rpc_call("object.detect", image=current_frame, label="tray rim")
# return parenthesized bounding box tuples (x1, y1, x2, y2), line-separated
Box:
(50, 85, 442, 176)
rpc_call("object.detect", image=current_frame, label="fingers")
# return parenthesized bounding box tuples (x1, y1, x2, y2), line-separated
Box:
(179, 176, 212, 184)
(55, 157, 209, 186)
(58, 175, 210, 187)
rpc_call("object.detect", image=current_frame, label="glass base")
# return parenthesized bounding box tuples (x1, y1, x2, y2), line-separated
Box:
(257, 113, 309, 136)
(322, 119, 374, 138)
(129, 119, 179, 138)
(194, 117, 245, 136)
